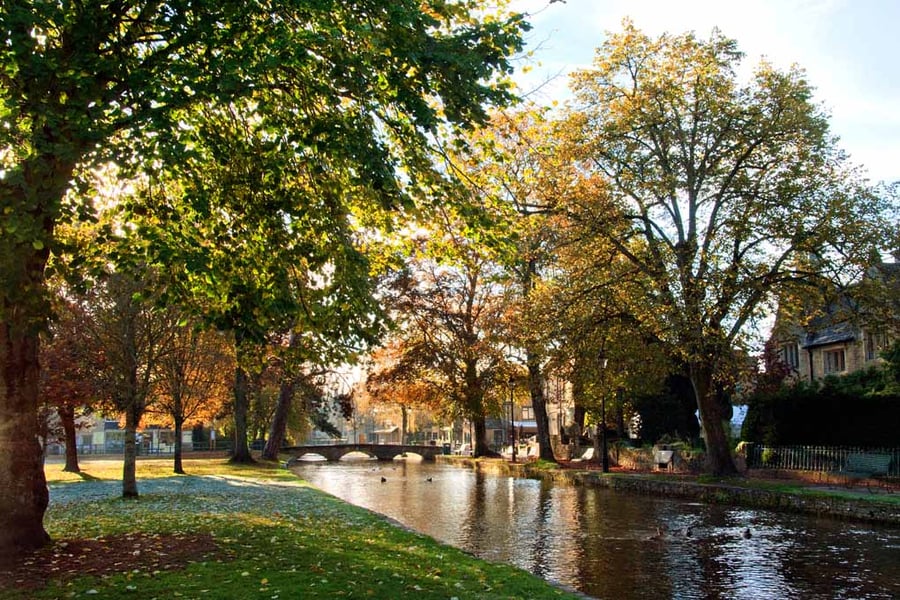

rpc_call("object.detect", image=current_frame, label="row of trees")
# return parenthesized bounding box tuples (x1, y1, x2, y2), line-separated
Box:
(39, 270, 343, 482)
(0, 0, 530, 554)
(360, 21, 895, 475)
(2, 2, 894, 556)
(41, 272, 225, 485)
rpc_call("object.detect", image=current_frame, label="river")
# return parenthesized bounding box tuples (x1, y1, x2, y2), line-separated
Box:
(291, 459, 900, 599)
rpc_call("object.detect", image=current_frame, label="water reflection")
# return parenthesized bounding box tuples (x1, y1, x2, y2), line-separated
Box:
(292, 461, 900, 599)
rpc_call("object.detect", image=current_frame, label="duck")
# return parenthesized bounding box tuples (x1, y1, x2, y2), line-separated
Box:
(742, 528, 752, 539)
(380, 476, 387, 483)
(425, 477, 433, 482)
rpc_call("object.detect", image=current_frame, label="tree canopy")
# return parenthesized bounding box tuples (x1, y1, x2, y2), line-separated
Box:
(562, 21, 891, 473)
(0, 0, 528, 552)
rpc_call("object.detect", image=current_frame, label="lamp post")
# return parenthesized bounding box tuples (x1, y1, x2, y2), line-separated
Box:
(598, 351, 609, 473)
(508, 376, 517, 463)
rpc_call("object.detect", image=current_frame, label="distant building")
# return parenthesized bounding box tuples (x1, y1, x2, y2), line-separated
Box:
(45, 415, 195, 456)
(772, 261, 898, 382)
(371, 425, 401, 445)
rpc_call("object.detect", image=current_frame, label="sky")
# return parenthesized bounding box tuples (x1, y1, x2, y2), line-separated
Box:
(507, 0, 900, 185)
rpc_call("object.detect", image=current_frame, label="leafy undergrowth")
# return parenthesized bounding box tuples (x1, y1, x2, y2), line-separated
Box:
(2, 459, 577, 599)
(525, 459, 562, 472)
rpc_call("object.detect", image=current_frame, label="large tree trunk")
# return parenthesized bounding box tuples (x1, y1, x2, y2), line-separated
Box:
(122, 404, 142, 498)
(231, 335, 254, 463)
(527, 351, 555, 461)
(472, 413, 490, 457)
(1, 148, 79, 553)
(0, 324, 51, 554)
(690, 363, 737, 476)
(0, 224, 54, 551)
(262, 379, 293, 461)
(520, 257, 554, 461)
(173, 415, 185, 475)
(572, 377, 586, 433)
(171, 388, 185, 474)
(464, 357, 492, 458)
(571, 378, 587, 456)
(231, 364, 253, 462)
(58, 405, 81, 473)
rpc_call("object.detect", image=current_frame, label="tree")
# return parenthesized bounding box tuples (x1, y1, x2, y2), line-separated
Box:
(150, 321, 233, 474)
(0, 0, 527, 551)
(380, 231, 513, 457)
(85, 270, 175, 497)
(445, 107, 571, 461)
(564, 22, 890, 474)
(261, 332, 302, 462)
(258, 330, 365, 460)
(364, 339, 448, 444)
(883, 340, 900, 393)
(39, 295, 103, 473)
(262, 383, 294, 459)
(133, 101, 392, 463)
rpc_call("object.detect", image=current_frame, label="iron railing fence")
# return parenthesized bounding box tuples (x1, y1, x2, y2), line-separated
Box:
(46, 440, 235, 457)
(745, 444, 900, 477)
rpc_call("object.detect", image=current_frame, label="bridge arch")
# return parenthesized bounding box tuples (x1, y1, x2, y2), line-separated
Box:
(392, 452, 424, 462)
(338, 450, 378, 461)
(292, 451, 328, 462)
(285, 444, 443, 463)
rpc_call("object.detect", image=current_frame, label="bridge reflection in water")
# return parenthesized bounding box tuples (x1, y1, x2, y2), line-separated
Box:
(284, 443, 443, 462)
(291, 460, 900, 599)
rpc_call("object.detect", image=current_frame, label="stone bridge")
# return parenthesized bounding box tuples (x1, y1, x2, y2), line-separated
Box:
(283, 443, 445, 462)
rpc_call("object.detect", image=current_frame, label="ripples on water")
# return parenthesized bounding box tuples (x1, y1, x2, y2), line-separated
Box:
(292, 460, 900, 599)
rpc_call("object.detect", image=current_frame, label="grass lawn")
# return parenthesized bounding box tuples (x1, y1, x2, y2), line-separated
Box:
(1, 458, 579, 599)
(723, 476, 900, 505)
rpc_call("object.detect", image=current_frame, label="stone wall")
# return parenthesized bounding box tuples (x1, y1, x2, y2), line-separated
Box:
(613, 445, 706, 474)
(437, 455, 900, 527)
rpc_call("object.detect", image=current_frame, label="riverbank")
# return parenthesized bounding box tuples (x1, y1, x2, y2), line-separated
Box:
(439, 456, 900, 527)
(0, 459, 582, 599)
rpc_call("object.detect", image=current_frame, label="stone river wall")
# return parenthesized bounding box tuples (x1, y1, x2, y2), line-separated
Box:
(438, 456, 900, 527)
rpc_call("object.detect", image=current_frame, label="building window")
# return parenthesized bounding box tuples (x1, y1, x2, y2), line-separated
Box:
(521, 406, 534, 420)
(864, 330, 888, 361)
(823, 348, 846, 374)
(780, 343, 800, 370)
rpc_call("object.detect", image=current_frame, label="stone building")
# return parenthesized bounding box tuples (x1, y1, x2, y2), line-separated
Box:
(773, 261, 898, 382)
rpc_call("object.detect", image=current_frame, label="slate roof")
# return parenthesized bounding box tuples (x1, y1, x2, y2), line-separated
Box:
(772, 260, 897, 355)
(800, 320, 858, 349)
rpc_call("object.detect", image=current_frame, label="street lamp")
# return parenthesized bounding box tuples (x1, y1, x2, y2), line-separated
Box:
(598, 351, 609, 473)
(508, 376, 517, 463)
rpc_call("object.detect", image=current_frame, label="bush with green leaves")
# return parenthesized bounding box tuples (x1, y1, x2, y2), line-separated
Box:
(742, 360, 900, 446)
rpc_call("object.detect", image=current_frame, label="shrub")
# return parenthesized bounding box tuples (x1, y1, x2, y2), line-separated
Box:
(742, 374, 900, 446)
(631, 375, 701, 446)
